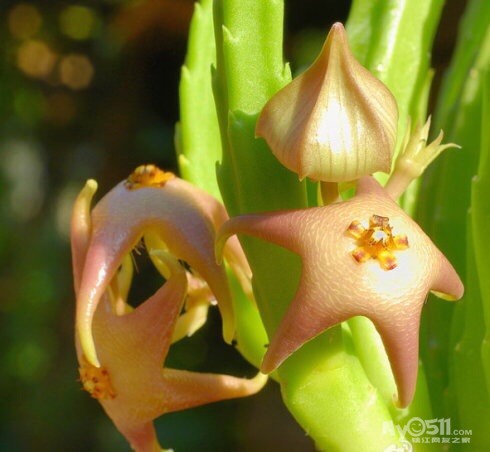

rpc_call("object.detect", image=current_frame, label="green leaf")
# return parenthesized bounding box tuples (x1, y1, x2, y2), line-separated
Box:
(177, 0, 222, 199)
(417, 19, 490, 417)
(451, 212, 490, 448)
(471, 67, 490, 394)
(177, 0, 268, 369)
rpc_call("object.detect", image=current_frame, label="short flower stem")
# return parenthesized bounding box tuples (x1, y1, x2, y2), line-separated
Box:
(319, 181, 340, 205)
(384, 172, 411, 201)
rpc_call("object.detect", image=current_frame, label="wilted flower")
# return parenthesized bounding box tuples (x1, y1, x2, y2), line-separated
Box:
(256, 22, 398, 182)
(385, 116, 460, 199)
(217, 176, 463, 407)
(71, 167, 266, 450)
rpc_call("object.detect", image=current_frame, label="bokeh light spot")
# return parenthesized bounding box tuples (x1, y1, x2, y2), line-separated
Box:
(8, 3, 42, 39)
(59, 54, 95, 90)
(60, 5, 99, 40)
(17, 40, 57, 79)
(1, 140, 46, 221)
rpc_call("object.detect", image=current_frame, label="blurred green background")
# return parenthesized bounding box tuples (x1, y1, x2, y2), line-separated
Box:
(0, 1, 464, 450)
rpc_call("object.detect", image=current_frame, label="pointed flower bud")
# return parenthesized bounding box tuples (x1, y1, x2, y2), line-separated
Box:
(385, 117, 460, 199)
(217, 176, 463, 407)
(256, 22, 398, 182)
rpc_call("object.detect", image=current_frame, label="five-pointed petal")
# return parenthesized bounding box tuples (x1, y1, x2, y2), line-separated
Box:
(217, 176, 463, 407)
(74, 167, 251, 368)
(72, 178, 266, 451)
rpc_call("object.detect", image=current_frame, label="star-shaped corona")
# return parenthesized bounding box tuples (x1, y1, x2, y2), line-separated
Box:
(347, 214, 409, 270)
(125, 163, 175, 189)
(217, 176, 464, 407)
(71, 173, 265, 451)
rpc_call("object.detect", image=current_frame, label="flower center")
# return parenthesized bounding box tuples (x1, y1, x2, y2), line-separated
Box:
(125, 164, 175, 189)
(79, 361, 116, 400)
(346, 214, 408, 270)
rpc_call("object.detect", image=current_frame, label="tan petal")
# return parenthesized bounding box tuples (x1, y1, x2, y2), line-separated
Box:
(256, 23, 397, 182)
(171, 298, 210, 343)
(430, 252, 465, 301)
(171, 177, 253, 297)
(79, 255, 266, 449)
(171, 267, 214, 343)
(161, 368, 268, 412)
(90, 265, 187, 426)
(218, 176, 463, 407)
(372, 305, 422, 407)
(76, 177, 235, 367)
(111, 422, 162, 452)
(70, 179, 97, 294)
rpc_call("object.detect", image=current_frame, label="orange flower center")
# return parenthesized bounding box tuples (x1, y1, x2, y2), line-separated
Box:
(79, 361, 116, 400)
(125, 164, 175, 189)
(346, 214, 408, 270)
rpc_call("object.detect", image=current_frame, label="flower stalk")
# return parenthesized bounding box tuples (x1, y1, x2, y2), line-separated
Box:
(385, 117, 460, 200)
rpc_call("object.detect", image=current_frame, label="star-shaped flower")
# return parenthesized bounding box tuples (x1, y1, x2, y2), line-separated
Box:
(217, 176, 463, 407)
(74, 165, 252, 368)
(76, 265, 266, 451)
(72, 173, 266, 451)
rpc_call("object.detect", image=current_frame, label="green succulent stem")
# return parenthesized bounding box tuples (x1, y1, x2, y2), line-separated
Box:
(433, 0, 490, 133)
(417, 8, 490, 418)
(210, 0, 419, 449)
(451, 213, 490, 448)
(346, 0, 444, 173)
(471, 68, 490, 396)
(175, 0, 476, 449)
(176, 0, 222, 199)
(177, 0, 268, 370)
(468, 64, 490, 408)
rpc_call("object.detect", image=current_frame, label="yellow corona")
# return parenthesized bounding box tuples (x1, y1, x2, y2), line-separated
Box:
(125, 164, 174, 189)
(347, 214, 409, 270)
(79, 361, 116, 400)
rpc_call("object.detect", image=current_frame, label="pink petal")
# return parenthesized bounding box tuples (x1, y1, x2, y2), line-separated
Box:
(76, 179, 235, 366)
(217, 176, 464, 407)
(161, 368, 268, 412)
(71, 180, 97, 294)
(172, 178, 253, 297)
